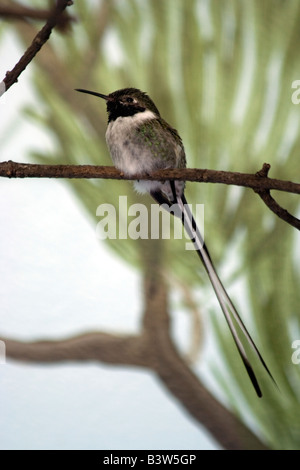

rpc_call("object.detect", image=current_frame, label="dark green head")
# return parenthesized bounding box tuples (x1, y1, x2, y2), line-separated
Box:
(76, 87, 160, 122)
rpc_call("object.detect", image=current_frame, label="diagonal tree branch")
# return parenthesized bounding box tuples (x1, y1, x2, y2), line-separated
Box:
(133, 238, 269, 449)
(256, 190, 300, 229)
(254, 163, 300, 229)
(1, 0, 73, 94)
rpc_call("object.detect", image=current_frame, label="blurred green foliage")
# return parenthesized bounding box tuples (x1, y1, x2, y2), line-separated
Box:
(4, 0, 300, 448)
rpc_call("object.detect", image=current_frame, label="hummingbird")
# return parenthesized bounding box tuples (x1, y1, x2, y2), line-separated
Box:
(76, 87, 276, 397)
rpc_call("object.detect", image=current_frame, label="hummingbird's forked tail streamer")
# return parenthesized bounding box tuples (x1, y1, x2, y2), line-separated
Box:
(177, 191, 277, 397)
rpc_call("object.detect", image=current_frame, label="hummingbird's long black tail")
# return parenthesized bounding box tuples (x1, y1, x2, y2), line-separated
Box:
(179, 193, 279, 397)
(151, 186, 277, 397)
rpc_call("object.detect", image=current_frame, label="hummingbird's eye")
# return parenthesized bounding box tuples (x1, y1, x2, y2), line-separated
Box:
(125, 97, 134, 103)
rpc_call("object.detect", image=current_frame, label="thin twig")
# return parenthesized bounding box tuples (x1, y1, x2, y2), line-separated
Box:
(254, 163, 300, 230)
(2, 0, 73, 93)
(257, 191, 300, 230)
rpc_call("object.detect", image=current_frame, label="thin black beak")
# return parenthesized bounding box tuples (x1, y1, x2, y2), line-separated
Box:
(75, 89, 109, 100)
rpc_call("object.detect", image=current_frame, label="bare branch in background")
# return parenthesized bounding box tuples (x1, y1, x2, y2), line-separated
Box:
(1, 0, 73, 93)
(0, 1, 74, 29)
(0, 263, 269, 451)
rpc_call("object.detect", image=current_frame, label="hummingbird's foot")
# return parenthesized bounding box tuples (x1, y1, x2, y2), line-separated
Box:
(144, 171, 153, 179)
(136, 171, 151, 182)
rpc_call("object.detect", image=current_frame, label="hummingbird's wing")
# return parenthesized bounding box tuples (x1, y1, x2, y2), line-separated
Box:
(150, 186, 277, 397)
